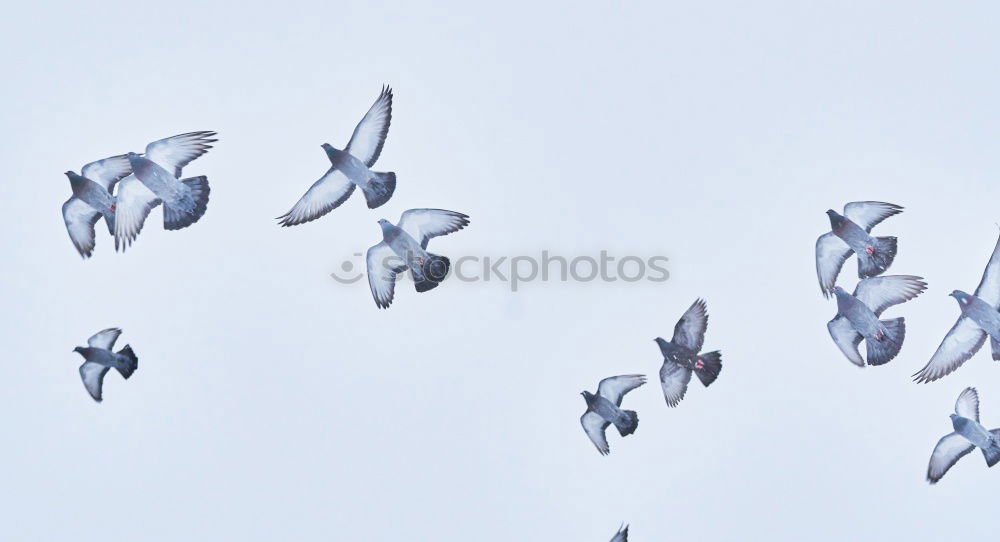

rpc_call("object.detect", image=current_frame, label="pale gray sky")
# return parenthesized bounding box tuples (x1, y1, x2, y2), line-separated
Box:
(1, 1, 999, 540)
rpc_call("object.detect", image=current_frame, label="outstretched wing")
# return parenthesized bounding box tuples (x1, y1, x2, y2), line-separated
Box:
(852, 275, 927, 316)
(62, 197, 101, 258)
(580, 411, 610, 456)
(81, 154, 132, 192)
(276, 168, 356, 227)
(913, 317, 987, 383)
(87, 328, 122, 350)
(659, 361, 692, 407)
(344, 86, 393, 167)
(397, 209, 470, 249)
(927, 432, 975, 484)
(843, 201, 903, 232)
(671, 298, 709, 352)
(955, 387, 980, 421)
(145, 131, 217, 177)
(366, 242, 408, 309)
(596, 374, 646, 406)
(827, 316, 864, 367)
(973, 230, 1000, 307)
(79, 362, 110, 403)
(816, 232, 852, 297)
(114, 175, 162, 251)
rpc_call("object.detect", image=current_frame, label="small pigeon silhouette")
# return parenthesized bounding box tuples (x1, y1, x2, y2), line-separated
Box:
(914, 230, 1000, 383)
(816, 202, 903, 297)
(927, 387, 1000, 484)
(580, 375, 646, 455)
(61, 155, 133, 258)
(114, 131, 216, 250)
(655, 299, 722, 407)
(609, 524, 629, 542)
(72, 328, 138, 402)
(827, 275, 926, 367)
(365, 209, 469, 308)
(278, 86, 396, 226)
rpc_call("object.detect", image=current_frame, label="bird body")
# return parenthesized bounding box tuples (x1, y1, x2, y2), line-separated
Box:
(61, 154, 133, 257)
(826, 276, 925, 367)
(655, 299, 722, 407)
(815, 202, 902, 297)
(579, 374, 646, 455)
(72, 328, 138, 402)
(833, 287, 887, 339)
(953, 290, 1000, 338)
(927, 388, 1000, 483)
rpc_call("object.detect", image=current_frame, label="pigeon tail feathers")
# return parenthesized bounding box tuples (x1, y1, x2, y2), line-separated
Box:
(866, 317, 905, 366)
(991, 336, 1000, 361)
(982, 432, 1000, 467)
(414, 253, 450, 292)
(164, 176, 210, 230)
(693, 351, 722, 387)
(116, 344, 138, 379)
(614, 409, 639, 436)
(361, 171, 396, 209)
(857, 236, 897, 278)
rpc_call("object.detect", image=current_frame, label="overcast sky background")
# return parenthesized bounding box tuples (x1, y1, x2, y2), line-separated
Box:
(2, 2, 999, 540)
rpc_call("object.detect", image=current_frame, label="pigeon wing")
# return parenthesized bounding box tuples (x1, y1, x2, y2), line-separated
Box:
(913, 317, 987, 383)
(827, 316, 864, 367)
(366, 242, 408, 309)
(397, 209, 470, 249)
(145, 131, 217, 177)
(87, 328, 122, 350)
(843, 201, 903, 232)
(671, 298, 708, 352)
(816, 232, 852, 297)
(113, 175, 162, 251)
(927, 432, 975, 484)
(852, 275, 927, 316)
(973, 230, 1000, 307)
(81, 154, 132, 192)
(344, 86, 393, 167)
(276, 168, 356, 227)
(609, 524, 629, 542)
(659, 361, 692, 407)
(62, 197, 101, 258)
(955, 387, 980, 421)
(580, 411, 610, 456)
(596, 374, 646, 406)
(79, 362, 110, 403)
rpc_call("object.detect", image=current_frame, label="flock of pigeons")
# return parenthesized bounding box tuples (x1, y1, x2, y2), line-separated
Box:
(814, 201, 1000, 483)
(56, 90, 1000, 538)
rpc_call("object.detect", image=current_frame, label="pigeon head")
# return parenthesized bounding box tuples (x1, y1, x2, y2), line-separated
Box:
(580, 390, 595, 402)
(378, 219, 393, 234)
(653, 337, 667, 347)
(832, 286, 849, 298)
(950, 290, 972, 304)
(72, 346, 84, 355)
(826, 209, 845, 227)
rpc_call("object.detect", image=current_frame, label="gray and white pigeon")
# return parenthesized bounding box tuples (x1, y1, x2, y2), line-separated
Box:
(926, 387, 1000, 484)
(655, 299, 722, 407)
(61, 155, 133, 258)
(815, 202, 903, 297)
(580, 374, 646, 455)
(365, 209, 469, 308)
(72, 328, 138, 402)
(914, 230, 1000, 383)
(827, 275, 927, 367)
(609, 524, 629, 542)
(114, 131, 216, 250)
(277, 86, 396, 226)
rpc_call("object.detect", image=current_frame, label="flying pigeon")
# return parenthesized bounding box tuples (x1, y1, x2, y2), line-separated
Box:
(113, 131, 216, 250)
(827, 275, 927, 367)
(655, 299, 722, 407)
(580, 374, 646, 455)
(72, 328, 138, 402)
(277, 86, 396, 226)
(365, 209, 469, 308)
(815, 202, 903, 297)
(926, 387, 1000, 484)
(609, 524, 629, 542)
(914, 230, 1000, 383)
(61, 155, 133, 258)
